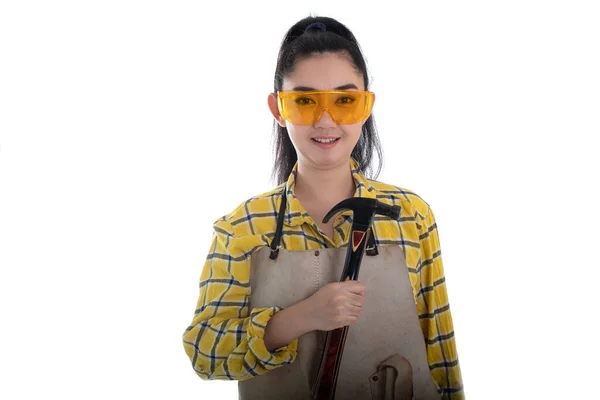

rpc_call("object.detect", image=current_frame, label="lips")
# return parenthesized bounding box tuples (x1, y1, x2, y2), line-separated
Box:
(311, 136, 341, 149)
(311, 137, 340, 143)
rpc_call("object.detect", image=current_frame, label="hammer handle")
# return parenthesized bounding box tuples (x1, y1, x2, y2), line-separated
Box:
(311, 227, 372, 400)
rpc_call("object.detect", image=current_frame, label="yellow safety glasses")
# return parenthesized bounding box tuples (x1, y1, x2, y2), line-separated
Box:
(277, 90, 374, 126)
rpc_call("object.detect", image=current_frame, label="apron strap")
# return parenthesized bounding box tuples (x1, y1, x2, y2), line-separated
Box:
(269, 188, 287, 260)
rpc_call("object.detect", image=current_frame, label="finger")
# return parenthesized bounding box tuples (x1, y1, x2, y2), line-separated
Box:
(350, 292, 364, 302)
(348, 305, 363, 319)
(345, 281, 366, 295)
(349, 294, 365, 308)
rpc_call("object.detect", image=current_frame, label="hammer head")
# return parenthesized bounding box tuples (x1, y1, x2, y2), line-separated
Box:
(322, 197, 401, 226)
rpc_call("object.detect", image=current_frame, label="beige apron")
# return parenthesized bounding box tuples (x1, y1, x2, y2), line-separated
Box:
(238, 191, 441, 400)
(237, 195, 441, 399)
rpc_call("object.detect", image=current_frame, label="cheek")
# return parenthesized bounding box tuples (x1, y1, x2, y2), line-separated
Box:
(340, 124, 363, 143)
(286, 125, 310, 146)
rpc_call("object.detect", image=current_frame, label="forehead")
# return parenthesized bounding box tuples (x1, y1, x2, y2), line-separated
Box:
(282, 52, 364, 91)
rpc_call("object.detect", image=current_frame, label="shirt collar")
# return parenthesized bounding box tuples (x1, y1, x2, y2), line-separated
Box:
(283, 157, 376, 227)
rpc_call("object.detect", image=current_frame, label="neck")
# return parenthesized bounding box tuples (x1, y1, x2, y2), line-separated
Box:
(294, 158, 356, 206)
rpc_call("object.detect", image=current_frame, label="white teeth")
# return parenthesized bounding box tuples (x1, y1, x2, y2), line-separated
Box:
(313, 138, 338, 143)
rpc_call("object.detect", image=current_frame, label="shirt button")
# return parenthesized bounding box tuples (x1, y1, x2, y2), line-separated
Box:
(314, 250, 320, 256)
(199, 366, 204, 371)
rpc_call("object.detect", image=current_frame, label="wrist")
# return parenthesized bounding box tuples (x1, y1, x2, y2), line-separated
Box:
(263, 300, 313, 352)
(293, 297, 315, 334)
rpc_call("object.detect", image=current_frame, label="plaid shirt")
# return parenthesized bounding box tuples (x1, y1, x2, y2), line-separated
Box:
(182, 158, 464, 398)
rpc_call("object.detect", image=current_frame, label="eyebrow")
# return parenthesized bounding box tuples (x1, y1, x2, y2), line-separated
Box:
(292, 83, 359, 91)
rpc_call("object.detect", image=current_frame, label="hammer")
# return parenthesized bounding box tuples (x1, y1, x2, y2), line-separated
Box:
(311, 197, 401, 400)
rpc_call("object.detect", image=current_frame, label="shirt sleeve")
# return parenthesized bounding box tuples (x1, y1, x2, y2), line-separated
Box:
(182, 218, 298, 381)
(418, 205, 465, 399)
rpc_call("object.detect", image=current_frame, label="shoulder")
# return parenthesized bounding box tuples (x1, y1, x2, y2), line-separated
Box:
(367, 178, 433, 227)
(211, 184, 285, 238)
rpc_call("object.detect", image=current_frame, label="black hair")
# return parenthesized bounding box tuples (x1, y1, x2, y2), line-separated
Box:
(270, 15, 384, 186)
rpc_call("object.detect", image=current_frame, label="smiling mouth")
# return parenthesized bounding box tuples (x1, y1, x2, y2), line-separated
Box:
(311, 137, 340, 143)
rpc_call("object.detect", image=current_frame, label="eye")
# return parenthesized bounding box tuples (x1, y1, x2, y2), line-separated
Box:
(336, 96, 356, 104)
(295, 96, 316, 105)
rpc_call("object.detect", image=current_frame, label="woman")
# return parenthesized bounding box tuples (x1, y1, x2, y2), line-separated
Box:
(182, 15, 464, 399)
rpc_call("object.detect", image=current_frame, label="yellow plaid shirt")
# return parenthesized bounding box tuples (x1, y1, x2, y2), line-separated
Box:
(182, 158, 464, 398)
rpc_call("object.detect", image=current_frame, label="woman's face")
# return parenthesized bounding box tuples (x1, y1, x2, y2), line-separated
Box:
(268, 51, 375, 171)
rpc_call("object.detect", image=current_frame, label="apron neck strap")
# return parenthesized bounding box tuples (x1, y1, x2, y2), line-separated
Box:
(269, 188, 287, 260)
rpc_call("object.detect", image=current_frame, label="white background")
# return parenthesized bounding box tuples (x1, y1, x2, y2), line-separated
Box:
(1, 1, 599, 399)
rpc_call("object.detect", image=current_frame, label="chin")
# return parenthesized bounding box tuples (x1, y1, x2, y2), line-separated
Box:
(305, 152, 350, 168)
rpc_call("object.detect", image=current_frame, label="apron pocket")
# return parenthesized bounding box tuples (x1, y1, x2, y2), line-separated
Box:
(368, 353, 413, 400)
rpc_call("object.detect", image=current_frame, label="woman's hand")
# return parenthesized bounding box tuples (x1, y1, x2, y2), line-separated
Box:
(302, 280, 366, 332)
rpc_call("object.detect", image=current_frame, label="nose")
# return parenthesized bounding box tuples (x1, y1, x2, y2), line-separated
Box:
(314, 108, 336, 127)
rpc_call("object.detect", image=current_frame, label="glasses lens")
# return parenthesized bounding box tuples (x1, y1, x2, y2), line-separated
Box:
(278, 91, 372, 125)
